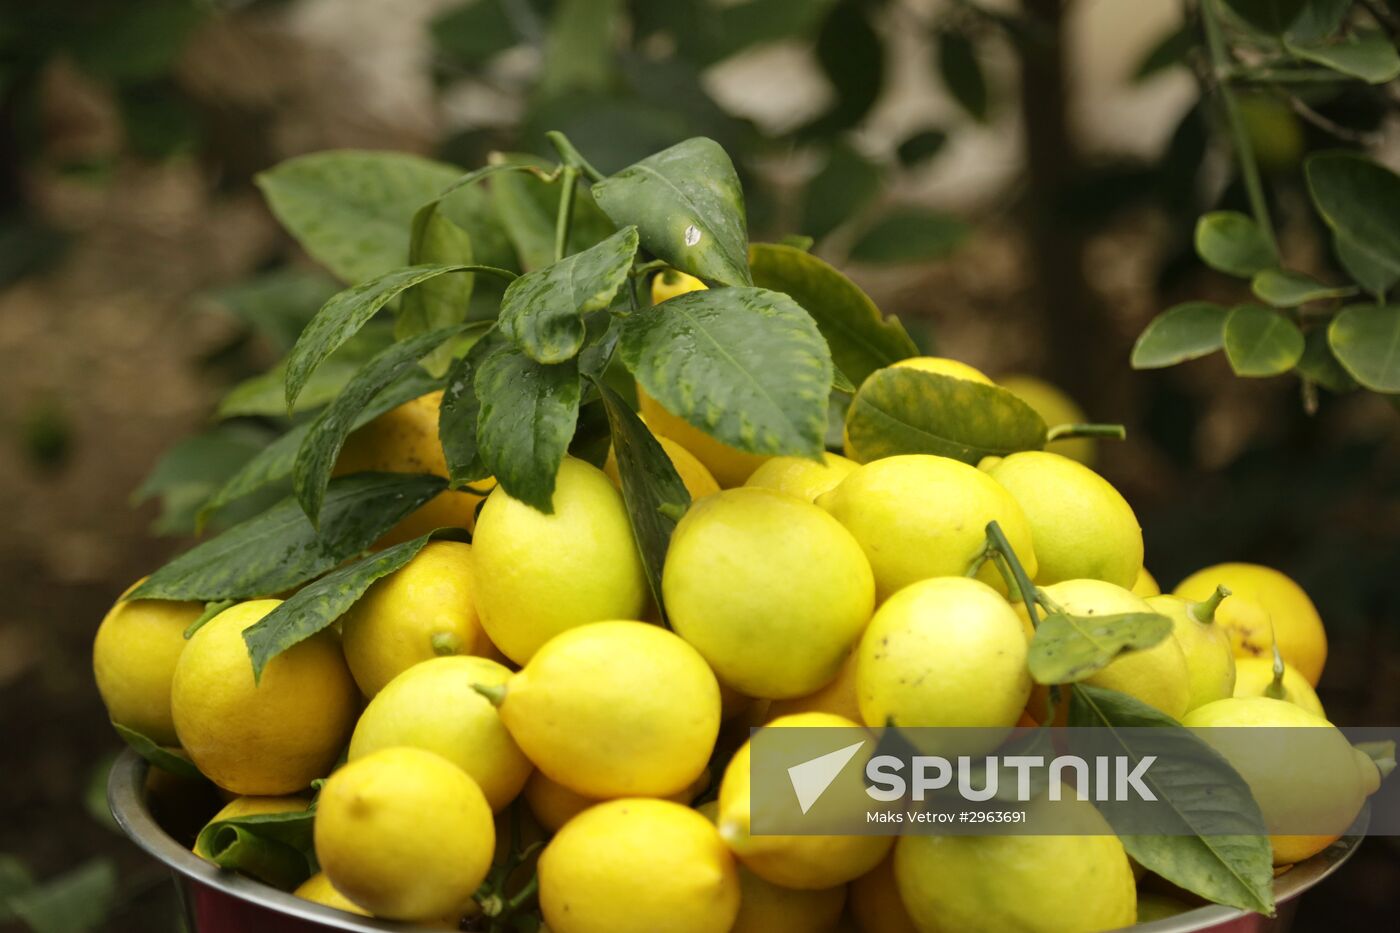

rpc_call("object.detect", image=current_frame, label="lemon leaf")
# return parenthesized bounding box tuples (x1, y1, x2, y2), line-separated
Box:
(1132, 302, 1228, 369)
(1195, 212, 1274, 278)
(130, 473, 446, 601)
(490, 153, 616, 272)
(439, 329, 507, 487)
(1328, 304, 1400, 392)
(397, 209, 474, 377)
(194, 810, 316, 890)
(1223, 305, 1304, 377)
(1306, 152, 1400, 282)
(1027, 611, 1174, 685)
(1068, 685, 1276, 916)
(844, 368, 1045, 464)
(111, 723, 203, 781)
(1250, 269, 1356, 308)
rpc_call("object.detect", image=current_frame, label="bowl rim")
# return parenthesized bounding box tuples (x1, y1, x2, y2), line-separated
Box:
(107, 748, 1368, 932)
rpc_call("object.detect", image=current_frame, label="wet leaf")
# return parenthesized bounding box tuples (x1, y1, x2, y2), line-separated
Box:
(475, 345, 582, 512)
(490, 153, 615, 271)
(1329, 304, 1400, 391)
(111, 723, 202, 780)
(218, 324, 395, 418)
(397, 209, 474, 376)
(1195, 212, 1274, 278)
(1132, 302, 1228, 368)
(1223, 305, 1304, 376)
(1250, 269, 1356, 307)
(439, 330, 507, 486)
(1027, 611, 1174, 685)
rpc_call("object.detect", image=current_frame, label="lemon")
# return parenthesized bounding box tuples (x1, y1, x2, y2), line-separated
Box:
(981, 451, 1143, 589)
(652, 269, 707, 304)
(744, 452, 859, 503)
(998, 374, 1095, 465)
(1147, 590, 1236, 712)
(1174, 563, 1327, 685)
(894, 794, 1136, 933)
(849, 854, 919, 933)
(524, 767, 709, 833)
(731, 862, 847, 933)
(472, 457, 647, 664)
(605, 434, 719, 500)
(719, 713, 892, 889)
(857, 578, 1030, 744)
(1132, 567, 1161, 597)
(1039, 580, 1191, 719)
(339, 541, 486, 697)
(818, 454, 1038, 600)
(193, 795, 309, 859)
(637, 388, 769, 488)
(539, 797, 740, 933)
(294, 872, 370, 917)
(316, 747, 495, 921)
(347, 655, 531, 811)
(1232, 657, 1325, 718)
(664, 488, 875, 698)
(171, 600, 357, 794)
(892, 356, 993, 384)
(490, 621, 719, 798)
(92, 581, 201, 745)
(335, 390, 494, 544)
(767, 647, 862, 724)
(1183, 697, 1378, 865)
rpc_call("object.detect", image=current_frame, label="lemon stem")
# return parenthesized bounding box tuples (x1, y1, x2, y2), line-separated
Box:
(1045, 423, 1127, 442)
(1265, 639, 1288, 701)
(430, 632, 462, 656)
(1189, 585, 1231, 625)
(473, 682, 508, 707)
(1356, 740, 1397, 780)
(984, 521, 1041, 625)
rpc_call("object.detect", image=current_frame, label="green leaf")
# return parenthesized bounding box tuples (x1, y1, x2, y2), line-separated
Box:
(804, 0, 884, 135)
(896, 129, 949, 166)
(111, 723, 202, 780)
(1069, 685, 1276, 915)
(1335, 231, 1398, 297)
(284, 263, 481, 412)
(1222, 0, 1306, 34)
(849, 209, 969, 264)
(490, 154, 617, 272)
(397, 209, 474, 377)
(937, 31, 988, 122)
(619, 287, 831, 459)
(1027, 611, 1174, 685)
(1306, 152, 1400, 281)
(5, 859, 117, 933)
(475, 345, 582, 512)
(218, 324, 395, 419)
(749, 242, 917, 385)
(129, 473, 446, 601)
(244, 535, 437, 681)
(538, 0, 622, 98)
(1296, 326, 1358, 392)
(255, 151, 464, 284)
(1195, 211, 1275, 278)
(1223, 305, 1305, 376)
(194, 810, 315, 890)
(1250, 268, 1357, 307)
(1287, 0, 1353, 43)
(594, 381, 689, 617)
(844, 368, 1047, 464)
(801, 143, 883, 241)
(439, 330, 507, 486)
(132, 426, 269, 536)
(1133, 24, 1193, 82)
(499, 226, 639, 363)
(1132, 302, 1229, 368)
(200, 268, 339, 350)
(1286, 29, 1400, 83)
(294, 326, 469, 526)
(430, 0, 522, 67)
(592, 137, 752, 287)
(1329, 304, 1400, 391)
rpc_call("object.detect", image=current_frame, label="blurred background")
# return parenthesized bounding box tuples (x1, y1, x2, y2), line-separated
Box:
(1, 0, 1397, 929)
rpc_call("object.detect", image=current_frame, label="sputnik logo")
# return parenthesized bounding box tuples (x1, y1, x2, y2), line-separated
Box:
(787, 740, 867, 814)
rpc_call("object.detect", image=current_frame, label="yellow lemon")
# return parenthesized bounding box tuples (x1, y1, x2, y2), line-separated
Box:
(981, 451, 1143, 589)
(892, 357, 993, 384)
(849, 854, 920, 933)
(93, 581, 201, 745)
(489, 621, 719, 798)
(857, 578, 1030, 745)
(171, 600, 357, 794)
(315, 747, 495, 922)
(347, 655, 531, 811)
(818, 454, 1038, 600)
(637, 387, 769, 487)
(335, 390, 494, 543)
(767, 647, 862, 724)
(894, 795, 1136, 933)
(732, 865, 846, 933)
(539, 798, 740, 933)
(193, 795, 309, 859)
(339, 541, 486, 697)
(604, 434, 719, 500)
(744, 452, 859, 503)
(1132, 567, 1161, 597)
(651, 269, 707, 304)
(293, 872, 370, 917)
(998, 374, 1095, 465)
(1174, 563, 1327, 685)
(1039, 580, 1191, 719)
(719, 713, 892, 890)
(664, 488, 875, 698)
(1232, 657, 1325, 718)
(472, 457, 647, 664)
(1147, 590, 1236, 712)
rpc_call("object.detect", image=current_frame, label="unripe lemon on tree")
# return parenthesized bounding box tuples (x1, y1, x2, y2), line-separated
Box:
(604, 434, 719, 500)
(981, 451, 1143, 589)
(997, 374, 1095, 465)
(523, 767, 709, 833)
(1232, 657, 1325, 718)
(334, 390, 495, 543)
(1182, 697, 1380, 865)
(1038, 579, 1191, 719)
(171, 599, 357, 795)
(664, 487, 875, 698)
(485, 621, 720, 798)
(849, 853, 919, 933)
(744, 452, 858, 503)
(347, 655, 531, 811)
(719, 713, 892, 889)
(471, 457, 647, 664)
(538, 798, 740, 933)
(315, 747, 495, 922)
(339, 541, 487, 697)
(1147, 590, 1236, 712)
(1132, 566, 1161, 597)
(857, 577, 1030, 745)
(92, 581, 202, 745)
(818, 454, 1038, 600)
(293, 873, 369, 918)
(1173, 563, 1327, 685)
(894, 794, 1136, 933)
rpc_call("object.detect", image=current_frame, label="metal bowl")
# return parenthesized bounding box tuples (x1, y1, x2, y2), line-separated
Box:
(108, 749, 1367, 933)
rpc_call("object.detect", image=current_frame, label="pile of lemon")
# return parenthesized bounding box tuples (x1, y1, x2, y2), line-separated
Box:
(92, 276, 1372, 933)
